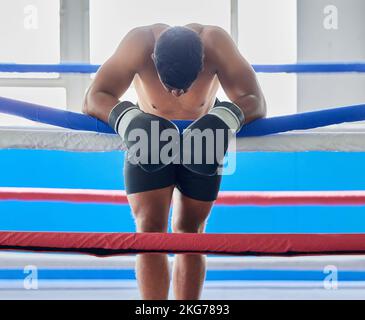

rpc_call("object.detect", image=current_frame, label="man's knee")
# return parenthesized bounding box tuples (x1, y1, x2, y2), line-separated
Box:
(172, 218, 206, 234)
(135, 214, 168, 233)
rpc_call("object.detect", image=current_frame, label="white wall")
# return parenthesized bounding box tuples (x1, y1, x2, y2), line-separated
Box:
(90, 0, 230, 63)
(0, 1, 62, 126)
(297, 0, 365, 112)
(0, 0, 59, 64)
(238, 0, 297, 116)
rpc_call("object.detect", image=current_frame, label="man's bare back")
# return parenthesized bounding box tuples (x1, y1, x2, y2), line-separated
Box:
(84, 23, 266, 124)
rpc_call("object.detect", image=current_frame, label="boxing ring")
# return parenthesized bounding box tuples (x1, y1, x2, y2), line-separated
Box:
(1, 63, 365, 299)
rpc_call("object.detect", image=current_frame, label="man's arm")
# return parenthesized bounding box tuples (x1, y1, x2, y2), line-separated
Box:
(207, 27, 267, 123)
(83, 27, 151, 123)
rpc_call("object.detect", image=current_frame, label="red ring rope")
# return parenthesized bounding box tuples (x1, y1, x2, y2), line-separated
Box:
(1, 188, 365, 256)
(1, 188, 365, 206)
(0, 232, 364, 256)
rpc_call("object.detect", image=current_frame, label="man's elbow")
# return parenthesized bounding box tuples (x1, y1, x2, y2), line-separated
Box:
(258, 96, 267, 118)
(82, 102, 95, 117)
(82, 100, 90, 115)
(82, 87, 90, 113)
(251, 94, 267, 119)
(240, 94, 267, 121)
(82, 88, 96, 116)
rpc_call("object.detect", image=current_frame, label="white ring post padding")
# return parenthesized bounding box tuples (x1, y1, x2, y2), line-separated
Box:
(0, 252, 364, 271)
(2, 128, 365, 152)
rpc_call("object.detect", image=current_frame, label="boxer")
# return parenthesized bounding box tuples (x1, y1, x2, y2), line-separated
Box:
(83, 23, 266, 300)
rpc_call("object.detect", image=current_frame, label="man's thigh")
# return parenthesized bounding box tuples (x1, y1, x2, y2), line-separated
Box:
(128, 186, 175, 232)
(124, 158, 176, 231)
(172, 188, 216, 233)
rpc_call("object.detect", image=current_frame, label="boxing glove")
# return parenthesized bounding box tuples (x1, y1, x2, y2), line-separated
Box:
(181, 101, 244, 176)
(109, 101, 180, 172)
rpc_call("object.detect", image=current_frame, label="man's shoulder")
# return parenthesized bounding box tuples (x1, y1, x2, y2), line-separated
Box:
(125, 25, 154, 42)
(200, 26, 232, 61)
(129, 24, 227, 40)
(126, 24, 169, 46)
(122, 24, 230, 51)
(201, 25, 230, 43)
(118, 25, 157, 57)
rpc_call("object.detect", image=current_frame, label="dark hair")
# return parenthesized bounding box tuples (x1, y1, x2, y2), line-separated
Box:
(154, 26, 204, 90)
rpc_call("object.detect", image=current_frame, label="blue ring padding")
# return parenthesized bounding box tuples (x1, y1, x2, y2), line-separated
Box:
(254, 63, 365, 73)
(0, 63, 100, 74)
(0, 63, 365, 74)
(0, 96, 113, 133)
(1, 96, 365, 137)
(1, 269, 365, 281)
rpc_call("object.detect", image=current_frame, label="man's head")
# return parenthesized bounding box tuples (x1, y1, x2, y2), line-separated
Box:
(153, 26, 204, 95)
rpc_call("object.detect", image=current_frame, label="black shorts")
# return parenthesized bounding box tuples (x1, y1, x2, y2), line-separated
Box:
(124, 159, 222, 202)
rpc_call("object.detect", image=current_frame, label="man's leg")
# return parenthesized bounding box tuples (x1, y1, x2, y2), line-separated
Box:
(171, 189, 215, 300)
(128, 186, 174, 300)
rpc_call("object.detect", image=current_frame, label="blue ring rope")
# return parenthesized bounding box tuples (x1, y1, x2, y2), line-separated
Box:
(0, 63, 365, 74)
(1, 96, 365, 137)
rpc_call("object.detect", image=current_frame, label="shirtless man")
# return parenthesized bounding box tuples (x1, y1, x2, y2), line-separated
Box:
(83, 23, 266, 300)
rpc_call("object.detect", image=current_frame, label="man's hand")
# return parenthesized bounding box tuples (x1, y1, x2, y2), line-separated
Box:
(109, 101, 180, 172)
(181, 101, 245, 176)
